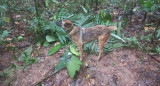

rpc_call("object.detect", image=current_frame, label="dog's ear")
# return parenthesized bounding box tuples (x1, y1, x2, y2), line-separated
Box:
(64, 23, 72, 28)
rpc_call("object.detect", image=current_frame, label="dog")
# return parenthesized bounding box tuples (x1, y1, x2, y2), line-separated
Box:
(56, 20, 117, 61)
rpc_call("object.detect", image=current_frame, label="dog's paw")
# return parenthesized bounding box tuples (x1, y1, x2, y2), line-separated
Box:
(80, 58, 83, 61)
(96, 58, 99, 61)
(96, 57, 101, 61)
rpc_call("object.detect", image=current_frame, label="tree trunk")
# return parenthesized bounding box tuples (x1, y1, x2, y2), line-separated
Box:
(95, 0, 98, 10)
(142, 12, 147, 25)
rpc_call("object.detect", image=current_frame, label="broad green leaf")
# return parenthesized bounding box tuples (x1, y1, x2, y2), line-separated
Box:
(111, 33, 126, 43)
(45, 0, 50, 7)
(70, 45, 80, 56)
(144, 0, 153, 8)
(43, 41, 50, 47)
(53, 50, 70, 74)
(4, 17, 10, 23)
(18, 36, 23, 40)
(133, 7, 138, 12)
(66, 56, 82, 78)
(138, 0, 144, 5)
(151, 5, 157, 12)
(0, 30, 9, 39)
(36, 41, 41, 46)
(144, 8, 149, 12)
(46, 35, 56, 42)
(48, 43, 62, 56)
(19, 46, 33, 61)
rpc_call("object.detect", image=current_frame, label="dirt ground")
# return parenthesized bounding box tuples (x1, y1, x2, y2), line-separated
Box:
(1, 47, 159, 86)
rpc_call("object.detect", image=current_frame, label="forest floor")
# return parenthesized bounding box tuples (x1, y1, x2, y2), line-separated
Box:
(1, 45, 160, 86)
(0, 13, 160, 86)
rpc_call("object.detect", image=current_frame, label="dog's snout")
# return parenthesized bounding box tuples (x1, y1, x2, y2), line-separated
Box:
(56, 20, 62, 26)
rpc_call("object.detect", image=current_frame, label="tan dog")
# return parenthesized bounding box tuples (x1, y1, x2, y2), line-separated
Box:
(56, 20, 117, 61)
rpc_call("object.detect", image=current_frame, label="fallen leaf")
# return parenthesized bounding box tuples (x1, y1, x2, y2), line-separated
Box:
(119, 62, 127, 66)
(15, 15, 21, 18)
(113, 11, 118, 15)
(144, 27, 155, 31)
(15, 22, 19, 24)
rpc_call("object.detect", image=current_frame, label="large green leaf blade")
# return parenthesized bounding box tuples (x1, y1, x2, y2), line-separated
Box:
(81, 5, 88, 13)
(53, 50, 70, 74)
(48, 43, 62, 56)
(111, 33, 126, 43)
(19, 46, 33, 61)
(70, 45, 80, 56)
(46, 35, 56, 42)
(66, 56, 82, 78)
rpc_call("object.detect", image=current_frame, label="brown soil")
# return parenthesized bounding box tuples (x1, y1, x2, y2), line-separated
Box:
(3, 47, 159, 86)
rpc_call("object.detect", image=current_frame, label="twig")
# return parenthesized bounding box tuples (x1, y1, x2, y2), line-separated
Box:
(148, 53, 160, 63)
(32, 67, 65, 86)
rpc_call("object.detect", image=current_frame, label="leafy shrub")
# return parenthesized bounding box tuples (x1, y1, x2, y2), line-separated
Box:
(0, 30, 10, 46)
(53, 46, 82, 78)
(138, 0, 159, 12)
(19, 46, 40, 69)
(126, 37, 143, 49)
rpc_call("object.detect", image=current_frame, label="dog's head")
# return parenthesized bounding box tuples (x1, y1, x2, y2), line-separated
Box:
(56, 20, 73, 32)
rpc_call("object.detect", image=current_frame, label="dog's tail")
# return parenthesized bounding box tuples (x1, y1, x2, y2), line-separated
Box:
(107, 26, 117, 31)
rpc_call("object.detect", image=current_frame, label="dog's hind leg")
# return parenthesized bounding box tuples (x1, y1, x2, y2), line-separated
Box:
(97, 34, 110, 60)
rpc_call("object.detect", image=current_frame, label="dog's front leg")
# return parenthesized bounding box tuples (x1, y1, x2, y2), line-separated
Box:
(78, 44, 83, 61)
(75, 41, 83, 61)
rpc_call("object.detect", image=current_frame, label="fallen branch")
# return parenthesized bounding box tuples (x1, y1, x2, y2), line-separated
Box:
(148, 53, 160, 63)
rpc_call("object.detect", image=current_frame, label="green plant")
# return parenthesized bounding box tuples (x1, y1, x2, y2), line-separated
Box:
(0, 64, 16, 85)
(138, 0, 159, 24)
(0, 30, 10, 46)
(127, 37, 143, 50)
(17, 36, 23, 41)
(0, 30, 10, 40)
(70, 44, 80, 56)
(43, 35, 57, 47)
(140, 34, 152, 42)
(19, 46, 40, 69)
(138, 0, 159, 12)
(48, 43, 64, 56)
(66, 55, 82, 78)
(53, 50, 70, 74)
(53, 46, 82, 78)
